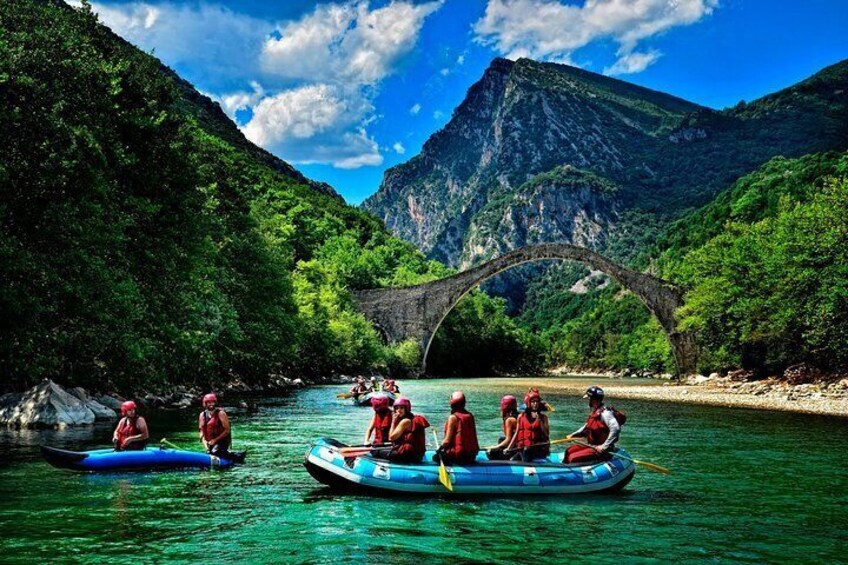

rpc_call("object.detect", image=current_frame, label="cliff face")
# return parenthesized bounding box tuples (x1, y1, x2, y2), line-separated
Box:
(364, 58, 848, 267)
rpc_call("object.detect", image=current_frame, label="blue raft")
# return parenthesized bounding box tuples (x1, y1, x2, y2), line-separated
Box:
(304, 438, 635, 495)
(41, 445, 243, 472)
(352, 392, 396, 406)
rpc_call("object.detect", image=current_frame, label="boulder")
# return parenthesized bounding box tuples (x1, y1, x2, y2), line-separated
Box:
(0, 380, 96, 428)
(66, 387, 117, 420)
(96, 394, 125, 411)
(709, 372, 721, 380)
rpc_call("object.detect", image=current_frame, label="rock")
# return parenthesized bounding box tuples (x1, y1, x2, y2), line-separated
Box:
(686, 374, 710, 385)
(292, 378, 305, 387)
(96, 394, 125, 411)
(727, 369, 755, 382)
(709, 372, 721, 380)
(0, 380, 96, 428)
(66, 387, 117, 420)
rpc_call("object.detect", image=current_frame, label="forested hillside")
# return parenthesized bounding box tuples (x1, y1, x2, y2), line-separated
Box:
(524, 152, 848, 375)
(0, 1, 539, 392)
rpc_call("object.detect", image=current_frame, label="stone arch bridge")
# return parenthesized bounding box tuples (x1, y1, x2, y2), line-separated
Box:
(352, 244, 697, 375)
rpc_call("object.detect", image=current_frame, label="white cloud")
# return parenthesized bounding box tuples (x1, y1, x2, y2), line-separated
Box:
(457, 54, 466, 65)
(433, 110, 445, 120)
(440, 67, 450, 76)
(80, 1, 271, 86)
(261, 1, 442, 87)
(220, 81, 265, 118)
(410, 103, 422, 115)
(604, 49, 661, 75)
(78, 0, 442, 169)
(392, 142, 406, 154)
(242, 84, 382, 167)
(474, 0, 718, 75)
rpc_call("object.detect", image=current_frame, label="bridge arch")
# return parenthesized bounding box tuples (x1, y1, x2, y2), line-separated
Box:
(353, 244, 697, 375)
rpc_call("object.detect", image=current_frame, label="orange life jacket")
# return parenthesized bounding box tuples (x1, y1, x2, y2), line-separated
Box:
(116, 416, 142, 449)
(199, 408, 228, 443)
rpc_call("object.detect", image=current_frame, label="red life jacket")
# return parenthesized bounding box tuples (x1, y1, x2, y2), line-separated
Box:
(200, 408, 228, 443)
(584, 406, 626, 445)
(443, 409, 479, 461)
(515, 412, 549, 450)
(372, 409, 392, 444)
(116, 416, 141, 448)
(393, 414, 430, 459)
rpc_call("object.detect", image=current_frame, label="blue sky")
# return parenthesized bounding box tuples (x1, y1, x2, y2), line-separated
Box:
(80, 0, 848, 204)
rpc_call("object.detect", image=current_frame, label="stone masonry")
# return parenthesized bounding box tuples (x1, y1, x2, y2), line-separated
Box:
(352, 244, 698, 375)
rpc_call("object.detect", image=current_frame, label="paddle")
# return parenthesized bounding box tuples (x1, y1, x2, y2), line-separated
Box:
(160, 438, 183, 450)
(336, 392, 356, 399)
(432, 430, 453, 492)
(337, 443, 391, 457)
(564, 438, 671, 475)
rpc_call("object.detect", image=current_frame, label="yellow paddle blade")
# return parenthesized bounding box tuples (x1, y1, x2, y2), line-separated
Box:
(545, 402, 556, 412)
(438, 461, 453, 491)
(336, 392, 353, 399)
(633, 459, 671, 475)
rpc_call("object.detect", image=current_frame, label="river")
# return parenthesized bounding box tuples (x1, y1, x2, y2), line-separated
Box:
(1, 378, 846, 564)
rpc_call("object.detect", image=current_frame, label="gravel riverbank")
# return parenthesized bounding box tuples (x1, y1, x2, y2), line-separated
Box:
(534, 373, 848, 418)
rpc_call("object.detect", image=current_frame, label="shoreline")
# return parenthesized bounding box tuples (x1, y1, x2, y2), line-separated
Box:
(528, 375, 848, 418)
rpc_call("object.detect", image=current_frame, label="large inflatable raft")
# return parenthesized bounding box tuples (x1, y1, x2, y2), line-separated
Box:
(304, 438, 635, 495)
(41, 445, 244, 472)
(351, 392, 396, 406)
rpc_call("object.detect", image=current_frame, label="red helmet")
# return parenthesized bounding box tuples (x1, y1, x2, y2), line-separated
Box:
(449, 391, 466, 408)
(371, 395, 390, 411)
(202, 393, 217, 405)
(121, 400, 136, 415)
(500, 395, 517, 411)
(394, 396, 411, 411)
(524, 391, 542, 406)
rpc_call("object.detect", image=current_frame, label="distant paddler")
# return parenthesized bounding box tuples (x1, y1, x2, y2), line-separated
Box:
(486, 395, 518, 460)
(369, 376, 380, 392)
(564, 386, 627, 464)
(382, 379, 400, 394)
(349, 377, 369, 398)
(435, 391, 480, 465)
(112, 401, 149, 451)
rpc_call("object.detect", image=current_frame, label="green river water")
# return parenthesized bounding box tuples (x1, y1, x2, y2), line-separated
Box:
(1, 378, 846, 564)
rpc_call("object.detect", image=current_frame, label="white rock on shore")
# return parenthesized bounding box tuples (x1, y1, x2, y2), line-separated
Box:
(0, 380, 117, 428)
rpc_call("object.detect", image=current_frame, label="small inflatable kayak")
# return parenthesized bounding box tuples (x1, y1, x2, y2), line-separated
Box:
(352, 392, 396, 406)
(304, 438, 635, 495)
(41, 445, 245, 472)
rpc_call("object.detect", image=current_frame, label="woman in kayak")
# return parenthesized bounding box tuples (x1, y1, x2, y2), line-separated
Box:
(486, 395, 519, 460)
(565, 386, 622, 464)
(198, 393, 232, 457)
(112, 401, 149, 451)
(436, 391, 480, 465)
(364, 395, 392, 446)
(506, 391, 550, 461)
(371, 397, 429, 463)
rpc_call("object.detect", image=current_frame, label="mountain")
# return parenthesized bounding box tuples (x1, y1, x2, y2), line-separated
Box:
(364, 57, 848, 267)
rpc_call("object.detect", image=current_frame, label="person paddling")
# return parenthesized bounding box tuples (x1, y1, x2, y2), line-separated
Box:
(350, 377, 368, 398)
(487, 395, 519, 460)
(112, 401, 149, 451)
(565, 386, 622, 464)
(198, 393, 233, 458)
(436, 391, 480, 465)
(369, 376, 380, 393)
(371, 397, 429, 463)
(365, 395, 393, 446)
(382, 379, 400, 394)
(506, 391, 550, 461)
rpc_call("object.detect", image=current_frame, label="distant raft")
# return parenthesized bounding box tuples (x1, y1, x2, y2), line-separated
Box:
(304, 438, 635, 495)
(41, 445, 244, 472)
(352, 392, 396, 406)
